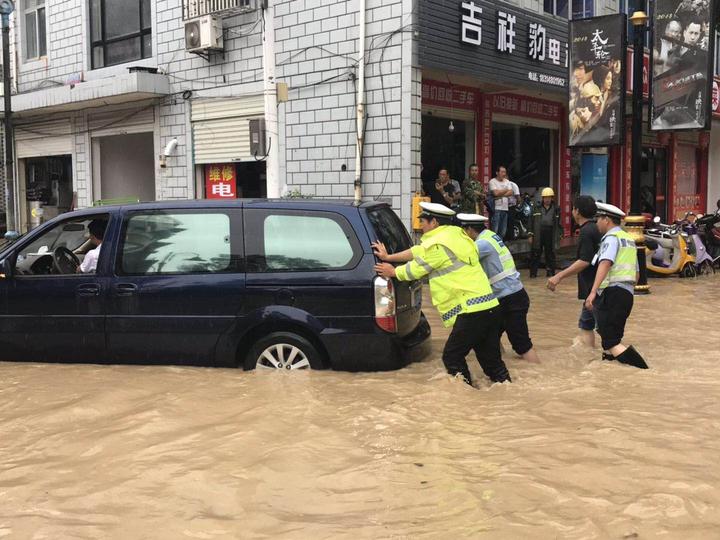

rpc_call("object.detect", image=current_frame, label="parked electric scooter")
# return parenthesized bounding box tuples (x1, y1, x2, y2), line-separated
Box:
(697, 199, 720, 265)
(507, 192, 532, 241)
(645, 216, 696, 277)
(683, 213, 717, 275)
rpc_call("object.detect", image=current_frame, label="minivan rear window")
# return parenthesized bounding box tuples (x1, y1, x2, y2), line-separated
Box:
(366, 207, 412, 255)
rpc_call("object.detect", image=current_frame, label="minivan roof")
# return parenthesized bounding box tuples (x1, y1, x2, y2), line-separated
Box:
(65, 198, 391, 216)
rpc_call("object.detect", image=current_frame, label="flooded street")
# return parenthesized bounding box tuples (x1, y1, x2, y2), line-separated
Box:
(1, 277, 719, 539)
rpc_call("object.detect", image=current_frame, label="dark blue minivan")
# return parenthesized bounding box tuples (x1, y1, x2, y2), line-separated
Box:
(0, 200, 430, 371)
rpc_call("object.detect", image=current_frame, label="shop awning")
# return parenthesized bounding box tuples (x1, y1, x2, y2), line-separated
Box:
(9, 70, 170, 118)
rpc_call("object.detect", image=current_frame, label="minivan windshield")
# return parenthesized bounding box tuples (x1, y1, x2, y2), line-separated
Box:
(367, 207, 412, 255)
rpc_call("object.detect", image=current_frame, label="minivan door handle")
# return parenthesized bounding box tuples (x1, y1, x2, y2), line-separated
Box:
(76, 283, 101, 297)
(114, 283, 139, 297)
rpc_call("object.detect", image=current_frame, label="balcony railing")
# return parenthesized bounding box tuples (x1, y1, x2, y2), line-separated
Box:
(183, 0, 257, 20)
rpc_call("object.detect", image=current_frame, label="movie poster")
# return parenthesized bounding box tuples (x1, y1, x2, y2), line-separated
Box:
(568, 15, 627, 147)
(651, 0, 716, 130)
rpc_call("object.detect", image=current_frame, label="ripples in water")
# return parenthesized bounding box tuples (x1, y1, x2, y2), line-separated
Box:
(0, 277, 719, 538)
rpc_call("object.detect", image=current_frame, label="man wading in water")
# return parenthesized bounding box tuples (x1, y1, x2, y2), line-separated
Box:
(372, 202, 511, 386)
(585, 202, 649, 369)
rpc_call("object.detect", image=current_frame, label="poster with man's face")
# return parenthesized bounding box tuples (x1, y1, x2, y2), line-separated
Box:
(568, 15, 626, 147)
(651, 0, 716, 130)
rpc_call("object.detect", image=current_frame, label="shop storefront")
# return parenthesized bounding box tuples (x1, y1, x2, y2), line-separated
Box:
(191, 96, 267, 199)
(706, 77, 720, 213)
(14, 118, 75, 231)
(419, 1, 710, 236)
(419, 0, 571, 235)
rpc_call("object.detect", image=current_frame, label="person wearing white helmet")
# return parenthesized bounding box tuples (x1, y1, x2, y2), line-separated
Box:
(372, 202, 511, 386)
(528, 187, 561, 278)
(585, 202, 649, 369)
(457, 213, 540, 364)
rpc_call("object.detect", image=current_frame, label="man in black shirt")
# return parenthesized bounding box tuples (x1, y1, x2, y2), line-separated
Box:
(546, 196, 602, 347)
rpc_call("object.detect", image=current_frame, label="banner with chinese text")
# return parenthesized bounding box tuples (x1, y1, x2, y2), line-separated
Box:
(418, 1, 568, 92)
(568, 14, 626, 147)
(205, 164, 237, 199)
(650, 0, 716, 131)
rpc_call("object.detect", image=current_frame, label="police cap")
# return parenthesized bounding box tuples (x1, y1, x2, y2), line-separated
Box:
(419, 202, 455, 220)
(594, 202, 626, 219)
(456, 213, 489, 226)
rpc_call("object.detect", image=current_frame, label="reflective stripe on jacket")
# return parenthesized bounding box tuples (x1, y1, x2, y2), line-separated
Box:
(395, 225, 498, 327)
(599, 229, 637, 290)
(478, 229, 517, 285)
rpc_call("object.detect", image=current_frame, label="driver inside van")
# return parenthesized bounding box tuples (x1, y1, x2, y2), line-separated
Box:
(76, 219, 108, 273)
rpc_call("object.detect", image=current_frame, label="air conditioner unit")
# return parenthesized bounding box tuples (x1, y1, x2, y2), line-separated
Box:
(184, 15, 224, 53)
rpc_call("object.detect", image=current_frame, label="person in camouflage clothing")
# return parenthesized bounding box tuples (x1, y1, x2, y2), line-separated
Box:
(461, 163, 485, 214)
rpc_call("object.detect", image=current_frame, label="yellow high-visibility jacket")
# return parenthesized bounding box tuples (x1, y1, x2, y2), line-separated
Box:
(396, 225, 498, 327)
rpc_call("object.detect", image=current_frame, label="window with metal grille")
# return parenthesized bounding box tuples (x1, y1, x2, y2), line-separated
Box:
(182, 0, 255, 21)
(90, 0, 152, 69)
(23, 0, 47, 61)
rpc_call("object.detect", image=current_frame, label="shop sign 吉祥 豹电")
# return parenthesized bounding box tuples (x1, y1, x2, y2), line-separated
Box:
(418, 1, 568, 92)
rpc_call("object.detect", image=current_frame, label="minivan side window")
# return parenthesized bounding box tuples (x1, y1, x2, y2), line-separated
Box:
(245, 210, 361, 272)
(119, 212, 239, 275)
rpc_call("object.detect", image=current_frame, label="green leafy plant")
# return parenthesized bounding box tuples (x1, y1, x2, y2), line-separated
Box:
(282, 189, 313, 199)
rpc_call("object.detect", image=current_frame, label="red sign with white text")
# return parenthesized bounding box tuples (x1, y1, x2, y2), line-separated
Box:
(421, 80, 478, 110)
(205, 164, 237, 199)
(625, 48, 649, 97)
(673, 144, 701, 220)
(490, 93, 562, 121)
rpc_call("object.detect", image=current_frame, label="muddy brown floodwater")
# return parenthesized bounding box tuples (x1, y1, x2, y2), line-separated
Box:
(1, 277, 719, 539)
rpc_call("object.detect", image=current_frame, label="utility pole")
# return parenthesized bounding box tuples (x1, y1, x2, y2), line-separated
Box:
(1, 1, 15, 232)
(626, 10, 650, 294)
(262, 0, 280, 198)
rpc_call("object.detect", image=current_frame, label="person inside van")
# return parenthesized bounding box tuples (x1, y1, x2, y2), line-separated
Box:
(76, 219, 107, 273)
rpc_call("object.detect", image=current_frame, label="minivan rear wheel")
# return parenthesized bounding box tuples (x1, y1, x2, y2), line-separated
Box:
(245, 332, 323, 371)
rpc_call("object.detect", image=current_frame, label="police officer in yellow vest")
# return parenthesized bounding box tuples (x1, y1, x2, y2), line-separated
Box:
(585, 202, 649, 369)
(373, 202, 511, 385)
(457, 213, 540, 364)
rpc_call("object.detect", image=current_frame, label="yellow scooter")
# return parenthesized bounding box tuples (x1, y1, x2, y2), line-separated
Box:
(644, 216, 696, 277)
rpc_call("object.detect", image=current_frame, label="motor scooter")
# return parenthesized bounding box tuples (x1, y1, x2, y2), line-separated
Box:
(507, 193, 532, 241)
(696, 199, 720, 265)
(645, 216, 696, 277)
(682, 213, 717, 275)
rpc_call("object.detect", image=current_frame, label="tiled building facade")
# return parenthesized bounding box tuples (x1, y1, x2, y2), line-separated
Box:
(2, 0, 715, 233)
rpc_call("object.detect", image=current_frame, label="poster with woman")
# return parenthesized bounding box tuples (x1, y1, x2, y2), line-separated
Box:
(650, 0, 716, 130)
(568, 14, 627, 147)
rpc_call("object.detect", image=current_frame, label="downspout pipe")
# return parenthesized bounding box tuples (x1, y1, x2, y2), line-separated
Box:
(2, 8, 15, 231)
(263, 0, 280, 198)
(354, 0, 366, 203)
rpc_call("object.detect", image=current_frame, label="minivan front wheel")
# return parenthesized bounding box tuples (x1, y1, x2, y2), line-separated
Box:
(245, 332, 323, 371)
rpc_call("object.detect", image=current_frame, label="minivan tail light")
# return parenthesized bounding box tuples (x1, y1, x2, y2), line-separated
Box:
(374, 276, 397, 333)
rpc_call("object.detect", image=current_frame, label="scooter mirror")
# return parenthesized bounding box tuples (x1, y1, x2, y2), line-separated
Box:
(716, 198, 720, 210)
(653, 216, 661, 224)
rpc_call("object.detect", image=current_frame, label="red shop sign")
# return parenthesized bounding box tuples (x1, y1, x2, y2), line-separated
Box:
(490, 93, 561, 121)
(625, 48, 650, 98)
(205, 163, 237, 199)
(422, 80, 478, 110)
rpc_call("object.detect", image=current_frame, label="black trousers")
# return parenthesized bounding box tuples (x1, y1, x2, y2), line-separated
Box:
(442, 309, 511, 384)
(530, 226, 556, 276)
(594, 287, 634, 350)
(498, 288, 533, 355)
